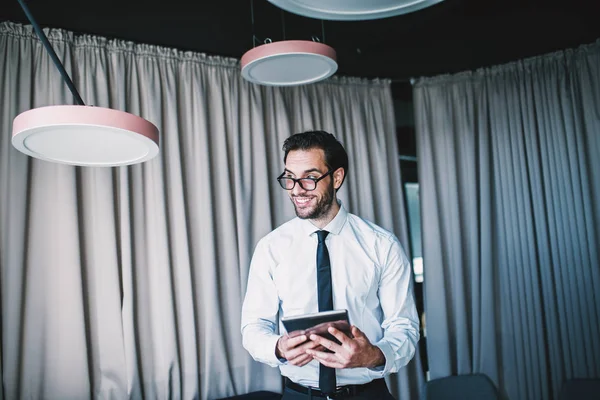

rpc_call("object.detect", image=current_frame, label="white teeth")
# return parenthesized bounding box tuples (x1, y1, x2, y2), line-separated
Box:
(295, 197, 311, 204)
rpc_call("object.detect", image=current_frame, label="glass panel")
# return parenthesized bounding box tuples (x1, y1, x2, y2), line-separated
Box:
(404, 182, 423, 283)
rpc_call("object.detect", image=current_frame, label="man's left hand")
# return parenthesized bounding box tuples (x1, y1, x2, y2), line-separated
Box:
(305, 326, 385, 369)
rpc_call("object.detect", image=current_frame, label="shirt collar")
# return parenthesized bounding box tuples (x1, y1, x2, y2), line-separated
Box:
(299, 200, 348, 237)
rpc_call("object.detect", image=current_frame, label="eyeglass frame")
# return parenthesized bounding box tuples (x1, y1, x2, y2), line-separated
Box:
(276, 168, 336, 191)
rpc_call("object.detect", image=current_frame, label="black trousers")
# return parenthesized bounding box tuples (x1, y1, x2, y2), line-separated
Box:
(281, 379, 396, 400)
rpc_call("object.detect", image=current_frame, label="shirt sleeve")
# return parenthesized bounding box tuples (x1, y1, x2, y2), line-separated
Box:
(241, 238, 286, 367)
(369, 235, 420, 376)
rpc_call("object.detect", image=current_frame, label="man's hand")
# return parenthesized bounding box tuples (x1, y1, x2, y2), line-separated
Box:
(276, 334, 325, 367)
(305, 326, 385, 369)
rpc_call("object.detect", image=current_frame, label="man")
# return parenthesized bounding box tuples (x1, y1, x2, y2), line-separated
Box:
(241, 130, 419, 399)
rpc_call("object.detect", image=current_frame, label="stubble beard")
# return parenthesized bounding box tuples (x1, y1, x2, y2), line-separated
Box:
(293, 182, 335, 220)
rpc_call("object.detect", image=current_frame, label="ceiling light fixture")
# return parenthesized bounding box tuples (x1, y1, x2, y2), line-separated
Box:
(241, 39, 337, 86)
(240, 1, 337, 86)
(11, 0, 159, 167)
(267, 0, 445, 21)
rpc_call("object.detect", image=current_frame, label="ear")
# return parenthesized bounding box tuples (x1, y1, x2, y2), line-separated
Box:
(333, 168, 345, 190)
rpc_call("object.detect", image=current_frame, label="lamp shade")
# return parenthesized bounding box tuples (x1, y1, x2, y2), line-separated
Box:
(12, 105, 159, 167)
(241, 40, 337, 86)
(267, 0, 445, 20)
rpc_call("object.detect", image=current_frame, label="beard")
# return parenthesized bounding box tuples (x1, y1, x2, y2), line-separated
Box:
(292, 181, 335, 220)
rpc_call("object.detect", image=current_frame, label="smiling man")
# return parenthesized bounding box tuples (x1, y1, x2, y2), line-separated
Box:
(241, 130, 419, 400)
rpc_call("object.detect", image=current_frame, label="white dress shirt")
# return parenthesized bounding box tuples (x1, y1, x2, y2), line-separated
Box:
(241, 202, 419, 387)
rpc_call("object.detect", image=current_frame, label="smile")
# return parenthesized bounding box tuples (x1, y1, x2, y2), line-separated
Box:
(293, 196, 313, 206)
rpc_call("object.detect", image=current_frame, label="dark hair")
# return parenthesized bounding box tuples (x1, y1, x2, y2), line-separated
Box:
(282, 130, 349, 188)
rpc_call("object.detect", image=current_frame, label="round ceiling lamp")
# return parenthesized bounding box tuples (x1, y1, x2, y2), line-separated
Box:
(12, 0, 160, 167)
(241, 40, 337, 86)
(267, 0, 445, 20)
(12, 106, 159, 167)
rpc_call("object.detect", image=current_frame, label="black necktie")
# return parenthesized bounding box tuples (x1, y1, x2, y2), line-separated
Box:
(316, 230, 336, 394)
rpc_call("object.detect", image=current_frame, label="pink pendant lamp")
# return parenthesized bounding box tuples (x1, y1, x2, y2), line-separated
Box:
(241, 2, 337, 86)
(12, 105, 159, 166)
(241, 40, 337, 86)
(11, 0, 159, 167)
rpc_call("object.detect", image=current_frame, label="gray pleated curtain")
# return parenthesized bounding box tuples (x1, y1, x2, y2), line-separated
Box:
(414, 40, 600, 399)
(0, 21, 422, 400)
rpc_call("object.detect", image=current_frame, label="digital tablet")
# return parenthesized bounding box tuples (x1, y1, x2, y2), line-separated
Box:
(281, 309, 352, 344)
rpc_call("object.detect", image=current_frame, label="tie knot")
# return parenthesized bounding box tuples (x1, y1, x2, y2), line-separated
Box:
(316, 230, 329, 243)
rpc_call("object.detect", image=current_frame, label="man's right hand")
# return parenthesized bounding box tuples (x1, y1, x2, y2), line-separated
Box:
(276, 334, 323, 366)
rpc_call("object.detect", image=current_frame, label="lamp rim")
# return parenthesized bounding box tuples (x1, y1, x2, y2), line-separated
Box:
(241, 40, 338, 86)
(267, 0, 445, 20)
(11, 105, 160, 167)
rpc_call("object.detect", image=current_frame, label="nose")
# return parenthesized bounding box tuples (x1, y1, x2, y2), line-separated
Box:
(291, 182, 307, 196)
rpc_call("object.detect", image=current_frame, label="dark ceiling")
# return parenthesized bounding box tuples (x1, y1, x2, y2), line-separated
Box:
(1, 0, 600, 99)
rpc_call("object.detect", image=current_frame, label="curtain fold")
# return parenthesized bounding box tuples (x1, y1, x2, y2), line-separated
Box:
(0, 21, 421, 399)
(413, 40, 600, 399)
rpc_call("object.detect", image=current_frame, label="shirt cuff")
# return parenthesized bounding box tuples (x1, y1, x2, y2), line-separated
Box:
(263, 334, 287, 367)
(368, 339, 395, 377)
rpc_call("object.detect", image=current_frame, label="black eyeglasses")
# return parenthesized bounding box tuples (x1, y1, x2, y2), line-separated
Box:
(277, 169, 334, 191)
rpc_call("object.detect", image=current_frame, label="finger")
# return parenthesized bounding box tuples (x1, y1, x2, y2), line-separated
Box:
(299, 339, 325, 351)
(285, 343, 312, 361)
(309, 334, 342, 353)
(285, 334, 308, 349)
(295, 357, 315, 367)
(288, 340, 326, 361)
(314, 358, 344, 369)
(307, 350, 344, 369)
(301, 342, 328, 355)
(327, 327, 352, 345)
(289, 353, 314, 367)
(351, 325, 365, 339)
(306, 348, 339, 361)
